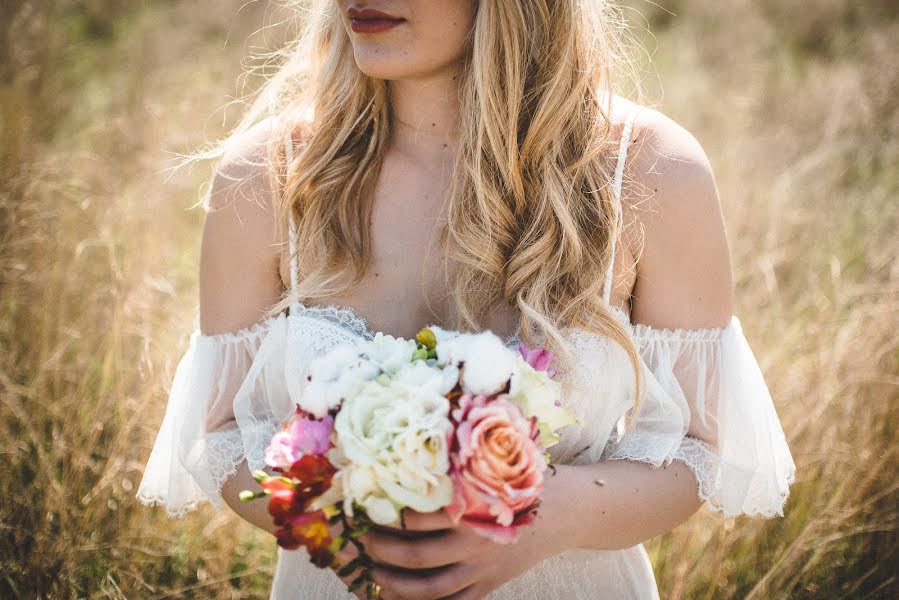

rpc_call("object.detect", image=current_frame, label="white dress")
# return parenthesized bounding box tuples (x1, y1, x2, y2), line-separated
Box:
(137, 109, 796, 599)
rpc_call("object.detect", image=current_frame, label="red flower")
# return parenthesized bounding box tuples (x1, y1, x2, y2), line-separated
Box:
(286, 453, 336, 500)
(261, 477, 306, 527)
(274, 510, 335, 567)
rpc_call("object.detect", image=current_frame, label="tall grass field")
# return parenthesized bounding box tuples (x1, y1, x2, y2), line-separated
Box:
(1, 1, 896, 598)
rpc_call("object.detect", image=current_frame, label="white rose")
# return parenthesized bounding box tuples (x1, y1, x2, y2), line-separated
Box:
(334, 380, 395, 465)
(333, 377, 454, 525)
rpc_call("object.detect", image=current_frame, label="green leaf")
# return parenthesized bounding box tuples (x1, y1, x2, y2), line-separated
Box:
(337, 558, 362, 577)
(238, 490, 262, 502)
(327, 535, 348, 555)
(349, 570, 369, 591)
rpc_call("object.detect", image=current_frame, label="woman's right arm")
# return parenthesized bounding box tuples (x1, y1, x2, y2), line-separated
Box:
(199, 118, 287, 534)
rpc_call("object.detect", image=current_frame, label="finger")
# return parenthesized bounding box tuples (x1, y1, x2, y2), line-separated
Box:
(331, 543, 369, 599)
(362, 528, 486, 570)
(369, 522, 434, 540)
(335, 536, 359, 565)
(439, 585, 482, 600)
(373, 563, 475, 600)
(389, 508, 457, 533)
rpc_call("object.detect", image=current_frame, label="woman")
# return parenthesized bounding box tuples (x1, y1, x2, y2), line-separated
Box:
(137, 1, 796, 598)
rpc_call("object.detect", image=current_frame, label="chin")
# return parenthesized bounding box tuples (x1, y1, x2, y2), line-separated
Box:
(350, 46, 434, 81)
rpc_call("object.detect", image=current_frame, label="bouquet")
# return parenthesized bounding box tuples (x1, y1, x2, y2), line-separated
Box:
(241, 326, 577, 597)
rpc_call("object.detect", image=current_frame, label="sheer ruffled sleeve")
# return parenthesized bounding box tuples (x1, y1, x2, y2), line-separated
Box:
(600, 315, 796, 518)
(136, 309, 294, 516)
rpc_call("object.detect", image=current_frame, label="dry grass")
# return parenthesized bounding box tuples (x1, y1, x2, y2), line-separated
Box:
(1, 0, 896, 598)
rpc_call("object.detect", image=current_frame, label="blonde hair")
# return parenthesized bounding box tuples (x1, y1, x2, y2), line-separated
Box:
(193, 0, 646, 411)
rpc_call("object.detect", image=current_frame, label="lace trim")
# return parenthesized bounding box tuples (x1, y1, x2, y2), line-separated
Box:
(670, 435, 795, 519)
(600, 434, 792, 518)
(671, 435, 721, 507)
(189, 300, 735, 348)
(599, 429, 679, 468)
(136, 423, 280, 518)
(193, 310, 287, 344)
(135, 492, 206, 519)
(285, 299, 739, 348)
(240, 420, 279, 472)
(293, 303, 374, 340)
(295, 302, 523, 347)
(196, 428, 245, 507)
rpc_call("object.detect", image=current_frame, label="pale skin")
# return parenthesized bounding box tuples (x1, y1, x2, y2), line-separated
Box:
(205, 1, 735, 598)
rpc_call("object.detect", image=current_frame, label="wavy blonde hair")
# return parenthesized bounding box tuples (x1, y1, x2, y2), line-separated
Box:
(196, 0, 646, 410)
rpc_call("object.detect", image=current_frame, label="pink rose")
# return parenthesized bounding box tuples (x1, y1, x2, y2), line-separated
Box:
(446, 394, 546, 543)
(265, 415, 334, 471)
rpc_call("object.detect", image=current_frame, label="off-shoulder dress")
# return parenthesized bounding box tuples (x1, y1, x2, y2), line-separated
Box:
(137, 108, 796, 599)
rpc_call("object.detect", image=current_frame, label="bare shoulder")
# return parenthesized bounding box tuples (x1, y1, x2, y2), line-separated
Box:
(204, 116, 284, 216)
(198, 116, 289, 334)
(613, 99, 735, 328)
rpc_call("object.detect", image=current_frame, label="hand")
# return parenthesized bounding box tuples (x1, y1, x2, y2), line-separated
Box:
(329, 517, 370, 600)
(329, 512, 442, 599)
(357, 478, 575, 600)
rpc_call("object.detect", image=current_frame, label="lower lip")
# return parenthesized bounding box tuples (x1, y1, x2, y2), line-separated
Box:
(350, 17, 405, 34)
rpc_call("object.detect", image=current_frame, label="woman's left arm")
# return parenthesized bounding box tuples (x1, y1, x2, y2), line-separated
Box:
(350, 459, 700, 600)
(354, 109, 732, 599)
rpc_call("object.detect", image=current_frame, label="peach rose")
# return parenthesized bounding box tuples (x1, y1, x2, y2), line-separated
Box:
(446, 394, 546, 543)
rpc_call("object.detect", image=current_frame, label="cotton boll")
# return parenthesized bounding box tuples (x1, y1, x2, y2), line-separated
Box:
(433, 334, 466, 368)
(394, 360, 442, 388)
(438, 363, 460, 395)
(361, 333, 417, 375)
(308, 345, 361, 382)
(393, 360, 459, 398)
(457, 332, 517, 395)
(299, 378, 343, 418)
(300, 345, 382, 417)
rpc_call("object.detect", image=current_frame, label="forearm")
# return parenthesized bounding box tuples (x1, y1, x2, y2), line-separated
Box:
(220, 460, 278, 535)
(542, 459, 703, 551)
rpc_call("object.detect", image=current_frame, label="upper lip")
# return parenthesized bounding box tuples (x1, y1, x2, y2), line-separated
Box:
(346, 7, 404, 21)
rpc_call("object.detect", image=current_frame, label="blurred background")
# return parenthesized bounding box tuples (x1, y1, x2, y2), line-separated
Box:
(1, 0, 896, 598)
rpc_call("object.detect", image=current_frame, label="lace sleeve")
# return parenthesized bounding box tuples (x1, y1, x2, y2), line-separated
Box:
(601, 315, 796, 518)
(136, 310, 293, 516)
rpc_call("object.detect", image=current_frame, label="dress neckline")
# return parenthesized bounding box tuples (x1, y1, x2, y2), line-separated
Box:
(289, 301, 634, 348)
(195, 300, 736, 345)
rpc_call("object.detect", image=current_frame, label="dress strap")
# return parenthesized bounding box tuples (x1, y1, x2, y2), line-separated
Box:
(284, 129, 301, 311)
(602, 108, 639, 305)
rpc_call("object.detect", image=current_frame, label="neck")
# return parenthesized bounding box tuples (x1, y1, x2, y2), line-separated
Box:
(387, 67, 463, 157)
